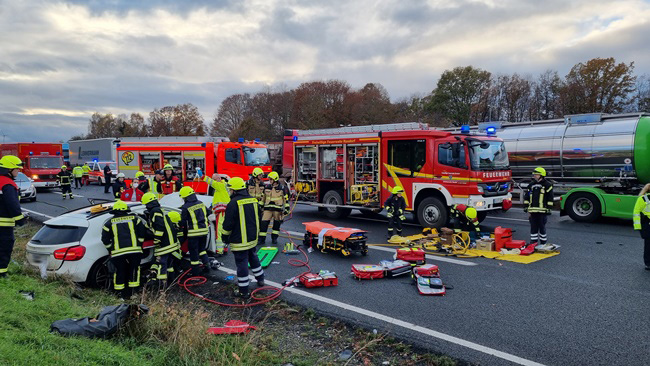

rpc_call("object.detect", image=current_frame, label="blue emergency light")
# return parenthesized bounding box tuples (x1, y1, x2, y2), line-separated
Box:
(29, 151, 33, 155)
(254, 138, 260, 143)
(460, 125, 470, 134)
(56, 151, 60, 155)
(293, 136, 298, 142)
(93, 158, 98, 162)
(238, 138, 244, 143)
(201, 143, 206, 147)
(486, 126, 496, 135)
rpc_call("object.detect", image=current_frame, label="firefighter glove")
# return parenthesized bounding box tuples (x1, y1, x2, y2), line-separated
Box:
(399, 215, 406, 221)
(15, 218, 26, 227)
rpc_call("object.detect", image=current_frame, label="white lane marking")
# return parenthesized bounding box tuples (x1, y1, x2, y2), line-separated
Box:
(283, 230, 476, 266)
(485, 216, 529, 222)
(21, 208, 54, 219)
(218, 266, 545, 366)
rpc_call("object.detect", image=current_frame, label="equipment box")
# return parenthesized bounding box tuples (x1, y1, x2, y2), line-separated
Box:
(396, 247, 425, 265)
(351, 264, 384, 280)
(475, 238, 495, 251)
(380, 260, 412, 278)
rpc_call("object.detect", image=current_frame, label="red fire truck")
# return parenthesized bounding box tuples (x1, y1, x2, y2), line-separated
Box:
(115, 140, 272, 193)
(0, 143, 64, 188)
(285, 122, 513, 227)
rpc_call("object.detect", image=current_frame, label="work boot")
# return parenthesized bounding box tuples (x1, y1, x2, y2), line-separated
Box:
(256, 279, 265, 287)
(70, 195, 74, 199)
(645, 266, 650, 271)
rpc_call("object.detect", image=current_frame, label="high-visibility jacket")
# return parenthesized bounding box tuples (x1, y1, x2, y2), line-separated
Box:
(633, 194, 650, 237)
(57, 170, 72, 186)
(262, 183, 289, 212)
(82, 165, 91, 175)
(145, 203, 180, 256)
(161, 174, 183, 195)
(203, 176, 230, 205)
(222, 190, 260, 251)
(101, 211, 146, 257)
(140, 178, 163, 199)
(0, 176, 24, 228)
(180, 195, 209, 237)
(72, 166, 84, 178)
(247, 178, 265, 203)
(524, 178, 554, 214)
(384, 194, 406, 220)
(450, 204, 480, 232)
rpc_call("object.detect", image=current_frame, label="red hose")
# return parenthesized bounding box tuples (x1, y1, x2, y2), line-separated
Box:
(178, 229, 311, 308)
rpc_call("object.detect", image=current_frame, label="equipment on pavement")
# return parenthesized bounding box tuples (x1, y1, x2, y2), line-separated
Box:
(494, 227, 527, 252)
(303, 221, 368, 256)
(395, 247, 426, 265)
(256, 246, 278, 268)
(298, 271, 338, 288)
(413, 264, 446, 296)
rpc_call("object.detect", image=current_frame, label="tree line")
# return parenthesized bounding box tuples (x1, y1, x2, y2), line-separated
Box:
(74, 57, 650, 142)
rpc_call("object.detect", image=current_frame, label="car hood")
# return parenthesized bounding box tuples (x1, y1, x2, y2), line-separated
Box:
(15, 180, 33, 190)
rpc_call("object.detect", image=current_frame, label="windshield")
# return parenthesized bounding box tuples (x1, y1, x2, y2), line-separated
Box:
(15, 172, 30, 183)
(468, 140, 509, 171)
(243, 146, 270, 166)
(29, 157, 63, 169)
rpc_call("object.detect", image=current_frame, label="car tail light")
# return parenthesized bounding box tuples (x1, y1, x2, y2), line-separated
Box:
(53, 246, 86, 261)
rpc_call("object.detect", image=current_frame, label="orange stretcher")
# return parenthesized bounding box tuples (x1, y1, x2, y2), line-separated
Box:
(303, 221, 368, 256)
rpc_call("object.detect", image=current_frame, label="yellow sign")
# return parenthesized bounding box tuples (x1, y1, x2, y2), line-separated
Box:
(121, 151, 135, 165)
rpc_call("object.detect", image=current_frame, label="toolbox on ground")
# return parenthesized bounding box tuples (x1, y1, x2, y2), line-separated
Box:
(412, 264, 446, 296)
(299, 272, 339, 288)
(303, 221, 368, 256)
(351, 264, 385, 280)
(395, 247, 426, 265)
(494, 227, 527, 251)
(379, 260, 412, 277)
(475, 238, 495, 251)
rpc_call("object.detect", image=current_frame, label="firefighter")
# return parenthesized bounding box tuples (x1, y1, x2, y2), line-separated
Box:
(247, 167, 265, 203)
(202, 172, 230, 255)
(524, 167, 554, 245)
(57, 165, 73, 199)
(179, 186, 211, 275)
(0, 155, 26, 278)
(633, 184, 650, 270)
(258, 171, 289, 246)
(221, 177, 264, 299)
(141, 192, 181, 284)
(101, 200, 146, 299)
(162, 163, 183, 195)
(103, 163, 113, 194)
(112, 172, 127, 200)
(385, 186, 406, 240)
(139, 170, 164, 198)
(72, 165, 84, 189)
(166, 211, 184, 280)
(450, 204, 481, 242)
(81, 162, 91, 186)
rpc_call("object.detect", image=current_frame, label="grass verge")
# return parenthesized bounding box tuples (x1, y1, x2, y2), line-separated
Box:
(0, 222, 459, 366)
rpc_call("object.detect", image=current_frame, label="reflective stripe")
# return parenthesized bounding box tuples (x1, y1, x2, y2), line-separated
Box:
(128, 267, 141, 287)
(259, 231, 267, 236)
(0, 268, 7, 273)
(191, 260, 200, 265)
(222, 229, 232, 235)
(199, 251, 207, 256)
(272, 230, 280, 235)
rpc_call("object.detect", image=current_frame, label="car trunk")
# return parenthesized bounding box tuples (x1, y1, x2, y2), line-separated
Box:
(26, 224, 88, 271)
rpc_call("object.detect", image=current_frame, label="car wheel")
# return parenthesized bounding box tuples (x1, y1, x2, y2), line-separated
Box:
(86, 257, 110, 289)
(97, 177, 103, 186)
(29, 195, 36, 202)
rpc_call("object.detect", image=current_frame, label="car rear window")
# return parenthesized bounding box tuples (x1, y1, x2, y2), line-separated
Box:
(30, 225, 88, 245)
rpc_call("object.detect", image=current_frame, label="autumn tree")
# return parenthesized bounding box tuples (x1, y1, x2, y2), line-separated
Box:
(489, 73, 533, 122)
(528, 70, 563, 120)
(210, 93, 252, 139)
(148, 103, 206, 136)
(291, 80, 352, 130)
(347, 83, 394, 125)
(426, 66, 492, 126)
(87, 113, 117, 138)
(561, 57, 636, 114)
(635, 74, 650, 112)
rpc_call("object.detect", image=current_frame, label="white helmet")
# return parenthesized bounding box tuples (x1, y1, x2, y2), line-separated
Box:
(117, 173, 125, 178)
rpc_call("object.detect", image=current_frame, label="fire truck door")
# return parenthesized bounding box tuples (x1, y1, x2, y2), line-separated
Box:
(382, 139, 428, 210)
(436, 141, 469, 189)
(217, 146, 244, 179)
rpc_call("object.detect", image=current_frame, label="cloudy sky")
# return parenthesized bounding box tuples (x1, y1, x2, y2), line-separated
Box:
(1, 0, 649, 143)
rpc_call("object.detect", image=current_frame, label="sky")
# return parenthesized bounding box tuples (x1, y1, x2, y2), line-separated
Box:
(1, 0, 650, 143)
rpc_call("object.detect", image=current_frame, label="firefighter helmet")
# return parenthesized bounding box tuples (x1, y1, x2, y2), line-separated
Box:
(112, 200, 129, 211)
(61, 165, 67, 170)
(141, 192, 157, 205)
(533, 167, 546, 177)
(0, 155, 23, 169)
(168, 211, 181, 223)
(116, 172, 125, 178)
(179, 186, 195, 198)
(465, 207, 477, 219)
(267, 171, 279, 181)
(227, 177, 246, 190)
(163, 164, 173, 171)
(135, 171, 145, 178)
(392, 186, 404, 194)
(252, 167, 264, 177)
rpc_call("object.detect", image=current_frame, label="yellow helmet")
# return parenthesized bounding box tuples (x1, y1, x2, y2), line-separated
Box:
(163, 164, 173, 171)
(112, 200, 129, 211)
(61, 165, 67, 170)
(179, 186, 195, 198)
(267, 171, 279, 181)
(465, 207, 477, 219)
(135, 171, 145, 178)
(168, 211, 181, 224)
(227, 176, 246, 190)
(0, 155, 23, 169)
(392, 186, 404, 194)
(533, 167, 546, 177)
(252, 167, 264, 177)
(141, 192, 157, 205)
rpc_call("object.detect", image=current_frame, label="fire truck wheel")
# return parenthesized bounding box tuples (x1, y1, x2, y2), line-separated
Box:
(416, 197, 448, 228)
(323, 190, 351, 219)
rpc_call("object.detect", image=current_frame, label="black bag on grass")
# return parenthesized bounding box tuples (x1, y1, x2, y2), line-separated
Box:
(50, 304, 148, 338)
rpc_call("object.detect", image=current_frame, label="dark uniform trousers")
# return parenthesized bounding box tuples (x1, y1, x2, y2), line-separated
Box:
(112, 253, 141, 298)
(0, 227, 14, 275)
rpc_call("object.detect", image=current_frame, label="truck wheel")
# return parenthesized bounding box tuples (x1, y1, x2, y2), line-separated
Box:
(97, 177, 103, 186)
(86, 257, 110, 289)
(417, 197, 448, 228)
(322, 190, 351, 219)
(477, 211, 488, 223)
(566, 192, 601, 222)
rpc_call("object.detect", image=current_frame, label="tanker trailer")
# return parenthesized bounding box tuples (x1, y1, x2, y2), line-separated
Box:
(496, 112, 650, 222)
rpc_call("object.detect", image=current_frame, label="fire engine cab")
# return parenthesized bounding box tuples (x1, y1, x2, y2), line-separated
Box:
(115, 139, 272, 192)
(286, 122, 512, 228)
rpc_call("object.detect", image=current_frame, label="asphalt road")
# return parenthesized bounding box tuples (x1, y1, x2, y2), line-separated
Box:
(22, 185, 650, 366)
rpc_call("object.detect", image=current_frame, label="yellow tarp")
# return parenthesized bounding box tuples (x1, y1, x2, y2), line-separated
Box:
(466, 249, 560, 264)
